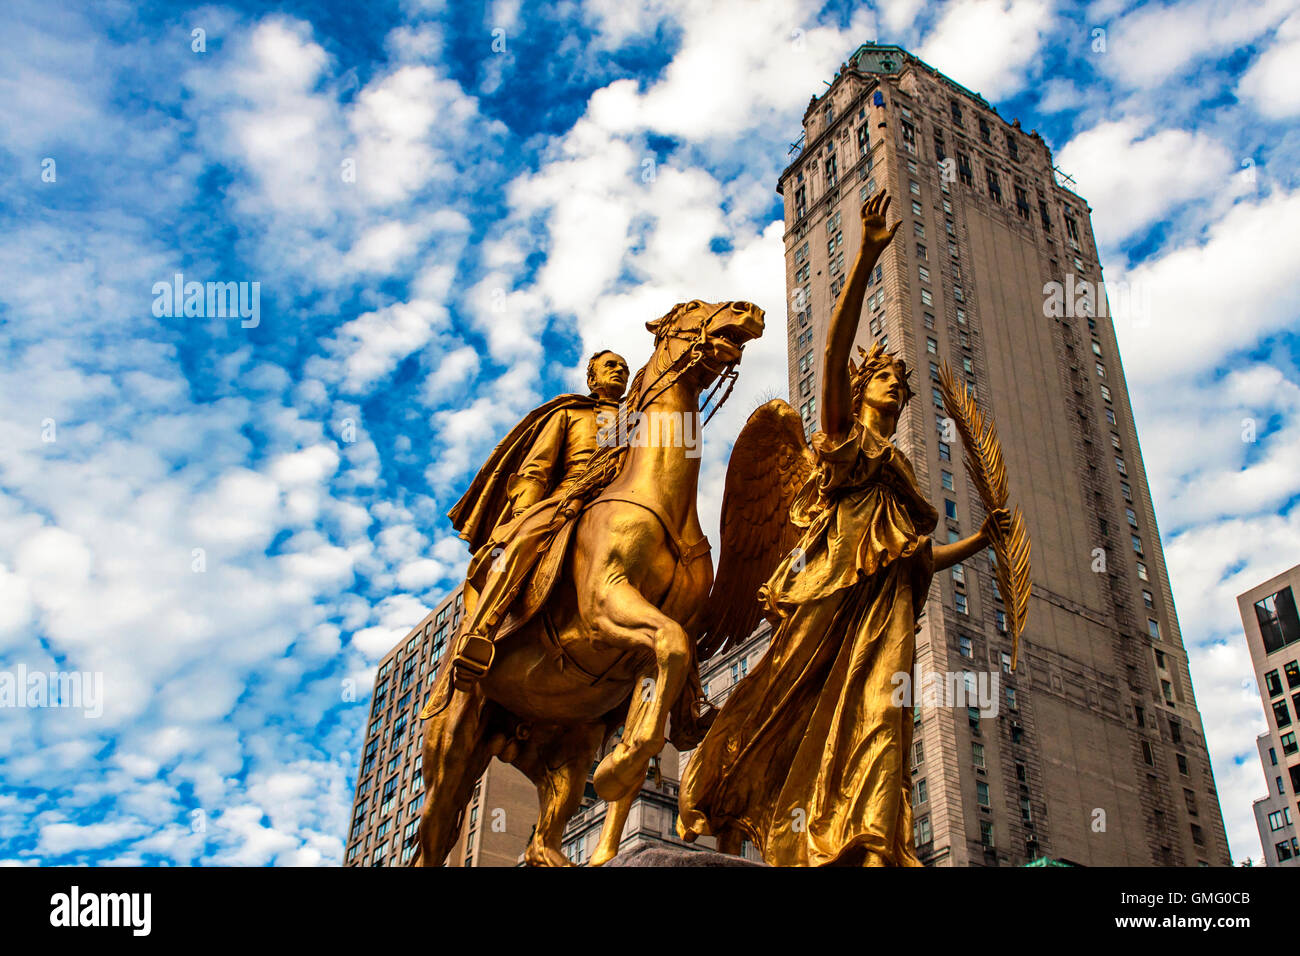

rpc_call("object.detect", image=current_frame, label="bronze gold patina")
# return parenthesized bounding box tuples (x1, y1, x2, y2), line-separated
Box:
(411, 190, 1029, 866)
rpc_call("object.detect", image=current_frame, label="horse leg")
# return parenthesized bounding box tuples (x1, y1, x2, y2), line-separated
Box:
(716, 826, 745, 856)
(590, 787, 636, 866)
(510, 723, 603, 867)
(584, 580, 689, 802)
(414, 674, 496, 866)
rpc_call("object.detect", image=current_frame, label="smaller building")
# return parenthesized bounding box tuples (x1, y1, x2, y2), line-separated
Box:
(1237, 565, 1300, 865)
(1250, 733, 1299, 866)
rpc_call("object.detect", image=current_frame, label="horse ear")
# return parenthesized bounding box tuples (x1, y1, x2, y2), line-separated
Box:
(646, 303, 682, 336)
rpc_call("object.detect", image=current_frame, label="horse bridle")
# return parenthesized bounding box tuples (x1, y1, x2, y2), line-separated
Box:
(633, 303, 743, 426)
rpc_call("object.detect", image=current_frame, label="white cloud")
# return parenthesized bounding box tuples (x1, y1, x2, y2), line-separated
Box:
(1097, 0, 1295, 88)
(1110, 188, 1300, 386)
(1057, 118, 1235, 246)
(919, 0, 1053, 99)
(1237, 13, 1300, 118)
(586, 0, 875, 140)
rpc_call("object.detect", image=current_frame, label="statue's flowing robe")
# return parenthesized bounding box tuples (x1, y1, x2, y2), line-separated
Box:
(447, 394, 606, 553)
(678, 423, 938, 866)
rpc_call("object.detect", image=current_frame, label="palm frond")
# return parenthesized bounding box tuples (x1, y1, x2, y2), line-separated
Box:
(938, 363, 1032, 670)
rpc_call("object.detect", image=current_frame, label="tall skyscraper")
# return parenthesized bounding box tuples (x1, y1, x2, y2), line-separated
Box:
(774, 42, 1231, 865)
(1237, 565, 1300, 866)
(345, 584, 541, 868)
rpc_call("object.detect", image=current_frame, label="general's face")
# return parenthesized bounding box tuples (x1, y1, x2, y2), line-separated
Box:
(860, 364, 905, 418)
(590, 352, 629, 398)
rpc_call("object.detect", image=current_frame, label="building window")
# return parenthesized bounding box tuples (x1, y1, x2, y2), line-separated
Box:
(985, 167, 1001, 203)
(1273, 700, 1292, 728)
(1142, 589, 1154, 609)
(952, 563, 965, 585)
(913, 778, 928, 805)
(921, 288, 933, 306)
(941, 469, 954, 491)
(957, 151, 972, 186)
(1266, 670, 1284, 697)
(800, 397, 816, 425)
(1256, 587, 1300, 653)
(915, 815, 932, 846)
(944, 498, 957, 519)
(959, 634, 973, 657)
(1136, 561, 1149, 581)
(1014, 184, 1030, 219)
(995, 609, 1007, 634)
(1148, 618, 1161, 640)
(976, 781, 990, 807)
(939, 442, 951, 461)
(1281, 732, 1298, 756)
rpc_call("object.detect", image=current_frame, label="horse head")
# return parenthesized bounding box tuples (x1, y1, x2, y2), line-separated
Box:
(641, 299, 765, 398)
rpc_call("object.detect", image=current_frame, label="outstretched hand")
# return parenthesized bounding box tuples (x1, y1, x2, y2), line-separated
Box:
(980, 507, 1013, 546)
(861, 189, 901, 252)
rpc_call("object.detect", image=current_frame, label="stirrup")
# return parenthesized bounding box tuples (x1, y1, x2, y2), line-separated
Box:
(451, 635, 495, 689)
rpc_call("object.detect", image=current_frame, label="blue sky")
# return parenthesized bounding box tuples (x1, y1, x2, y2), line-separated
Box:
(1, 0, 1298, 865)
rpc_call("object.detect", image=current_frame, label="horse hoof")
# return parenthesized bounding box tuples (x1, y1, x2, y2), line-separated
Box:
(524, 842, 572, 867)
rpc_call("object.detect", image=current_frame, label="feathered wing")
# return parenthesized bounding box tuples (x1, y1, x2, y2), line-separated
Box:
(698, 400, 816, 660)
(938, 363, 1033, 669)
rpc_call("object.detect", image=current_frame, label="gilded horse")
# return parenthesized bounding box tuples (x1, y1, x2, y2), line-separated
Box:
(414, 299, 765, 866)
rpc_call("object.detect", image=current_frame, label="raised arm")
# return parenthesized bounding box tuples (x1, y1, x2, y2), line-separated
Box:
(820, 190, 901, 440)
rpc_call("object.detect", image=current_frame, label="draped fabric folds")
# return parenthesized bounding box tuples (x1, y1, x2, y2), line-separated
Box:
(678, 424, 938, 866)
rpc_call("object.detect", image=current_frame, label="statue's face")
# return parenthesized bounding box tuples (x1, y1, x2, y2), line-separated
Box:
(860, 364, 905, 419)
(589, 352, 629, 399)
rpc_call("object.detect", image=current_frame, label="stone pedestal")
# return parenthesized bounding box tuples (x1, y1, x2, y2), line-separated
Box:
(603, 845, 767, 867)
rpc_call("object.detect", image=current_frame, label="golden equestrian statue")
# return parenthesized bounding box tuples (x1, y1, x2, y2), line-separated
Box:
(677, 190, 1030, 865)
(413, 299, 765, 866)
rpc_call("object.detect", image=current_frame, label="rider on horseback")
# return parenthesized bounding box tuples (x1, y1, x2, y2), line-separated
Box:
(434, 350, 629, 699)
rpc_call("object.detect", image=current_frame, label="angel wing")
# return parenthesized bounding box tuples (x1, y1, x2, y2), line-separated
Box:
(698, 399, 817, 660)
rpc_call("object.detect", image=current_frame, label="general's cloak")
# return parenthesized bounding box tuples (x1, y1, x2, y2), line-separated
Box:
(447, 393, 600, 553)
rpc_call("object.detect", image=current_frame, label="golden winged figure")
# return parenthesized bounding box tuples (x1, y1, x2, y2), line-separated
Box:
(678, 189, 1014, 866)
